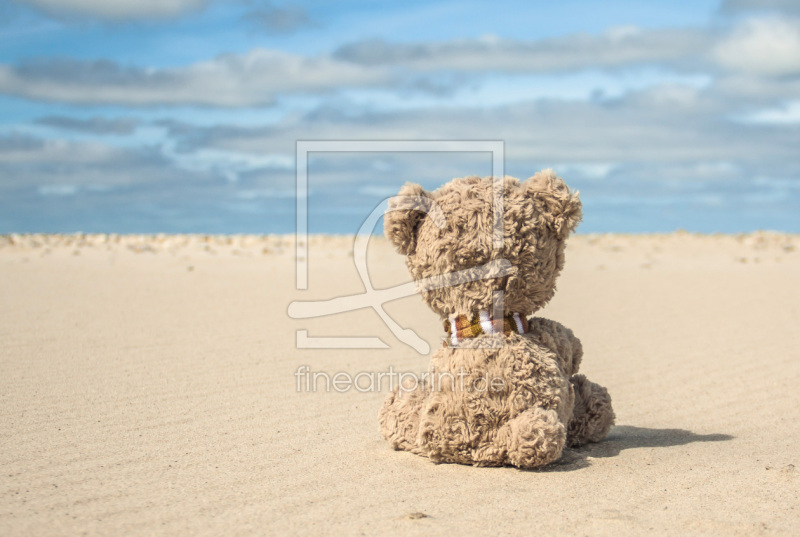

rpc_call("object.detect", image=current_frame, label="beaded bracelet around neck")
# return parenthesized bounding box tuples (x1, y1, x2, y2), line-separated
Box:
(444, 311, 529, 347)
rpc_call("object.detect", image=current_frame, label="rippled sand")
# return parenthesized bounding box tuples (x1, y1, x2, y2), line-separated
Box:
(1, 232, 798, 536)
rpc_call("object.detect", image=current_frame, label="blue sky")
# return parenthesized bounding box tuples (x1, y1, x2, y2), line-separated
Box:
(1, 0, 799, 234)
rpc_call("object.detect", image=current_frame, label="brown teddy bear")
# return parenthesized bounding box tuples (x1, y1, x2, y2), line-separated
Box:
(380, 169, 615, 468)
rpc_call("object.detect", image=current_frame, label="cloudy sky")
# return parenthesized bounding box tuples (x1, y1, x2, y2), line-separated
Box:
(1, 0, 799, 233)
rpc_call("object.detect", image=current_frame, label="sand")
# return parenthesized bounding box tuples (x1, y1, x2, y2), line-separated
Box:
(1, 232, 799, 536)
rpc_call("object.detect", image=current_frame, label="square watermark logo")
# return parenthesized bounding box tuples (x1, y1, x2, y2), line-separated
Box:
(287, 140, 507, 354)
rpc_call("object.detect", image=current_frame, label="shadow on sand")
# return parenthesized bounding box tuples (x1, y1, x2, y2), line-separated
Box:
(540, 425, 734, 472)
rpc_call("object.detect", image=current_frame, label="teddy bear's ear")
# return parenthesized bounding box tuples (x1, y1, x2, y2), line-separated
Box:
(384, 182, 442, 255)
(525, 169, 583, 240)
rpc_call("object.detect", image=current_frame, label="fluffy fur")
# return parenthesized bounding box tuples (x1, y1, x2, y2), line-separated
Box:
(380, 170, 615, 468)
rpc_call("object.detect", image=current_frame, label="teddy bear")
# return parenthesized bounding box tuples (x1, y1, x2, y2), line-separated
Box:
(379, 169, 615, 469)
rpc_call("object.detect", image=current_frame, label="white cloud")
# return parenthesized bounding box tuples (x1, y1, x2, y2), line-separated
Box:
(289, 16, 797, 87)
(1, 18, 798, 111)
(161, 84, 800, 175)
(551, 163, 616, 180)
(0, 133, 125, 164)
(333, 27, 711, 73)
(37, 184, 78, 196)
(36, 115, 139, 135)
(0, 133, 193, 191)
(165, 145, 293, 183)
(712, 73, 800, 102)
(14, 0, 207, 20)
(713, 17, 800, 76)
(720, 0, 800, 14)
(736, 100, 800, 124)
(235, 188, 296, 200)
(0, 49, 389, 107)
(243, 4, 311, 34)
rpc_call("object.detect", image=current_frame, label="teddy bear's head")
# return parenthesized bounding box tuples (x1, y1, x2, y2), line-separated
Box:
(384, 169, 582, 319)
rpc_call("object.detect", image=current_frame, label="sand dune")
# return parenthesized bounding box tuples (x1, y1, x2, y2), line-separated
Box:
(1, 232, 798, 536)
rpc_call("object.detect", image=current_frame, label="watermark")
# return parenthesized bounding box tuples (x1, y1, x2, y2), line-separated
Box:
(287, 140, 506, 353)
(294, 365, 507, 394)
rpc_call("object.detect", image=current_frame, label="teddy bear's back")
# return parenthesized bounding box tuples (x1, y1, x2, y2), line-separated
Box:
(421, 334, 574, 451)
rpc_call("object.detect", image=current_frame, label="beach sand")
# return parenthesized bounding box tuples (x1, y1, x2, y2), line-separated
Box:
(1, 232, 798, 536)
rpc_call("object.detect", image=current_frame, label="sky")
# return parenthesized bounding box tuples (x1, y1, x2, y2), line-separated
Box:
(1, 0, 799, 234)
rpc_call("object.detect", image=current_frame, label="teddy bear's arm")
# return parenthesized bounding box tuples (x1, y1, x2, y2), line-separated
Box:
(525, 317, 583, 376)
